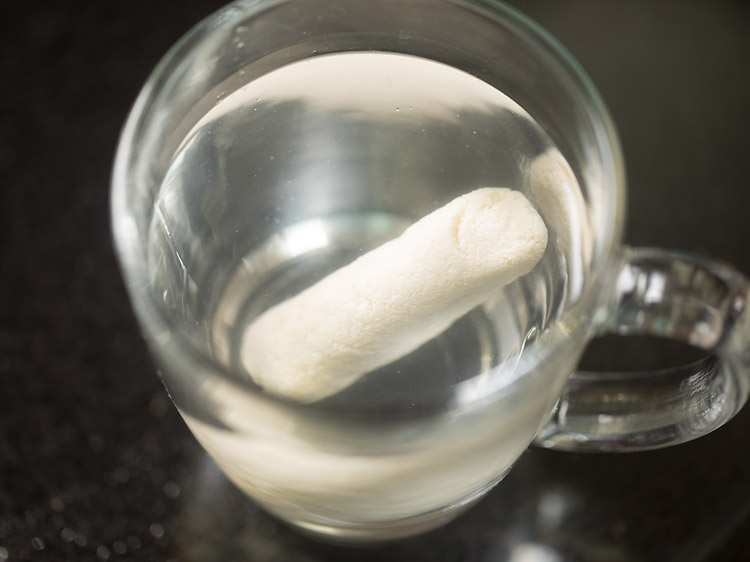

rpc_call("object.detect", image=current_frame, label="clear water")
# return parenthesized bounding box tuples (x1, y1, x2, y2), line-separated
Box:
(152, 51, 579, 403)
(150, 51, 586, 536)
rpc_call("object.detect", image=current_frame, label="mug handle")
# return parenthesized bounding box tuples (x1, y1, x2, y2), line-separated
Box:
(534, 246, 750, 452)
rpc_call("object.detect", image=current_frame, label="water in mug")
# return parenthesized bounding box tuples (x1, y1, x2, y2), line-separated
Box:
(151, 52, 585, 533)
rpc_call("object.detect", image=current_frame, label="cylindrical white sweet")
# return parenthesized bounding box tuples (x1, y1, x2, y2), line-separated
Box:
(241, 187, 548, 402)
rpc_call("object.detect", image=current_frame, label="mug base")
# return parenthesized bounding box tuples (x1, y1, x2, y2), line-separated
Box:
(280, 467, 511, 544)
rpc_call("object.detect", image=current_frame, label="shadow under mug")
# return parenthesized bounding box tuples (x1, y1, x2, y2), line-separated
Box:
(112, 0, 750, 542)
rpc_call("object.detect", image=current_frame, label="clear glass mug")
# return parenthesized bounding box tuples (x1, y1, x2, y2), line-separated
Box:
(111, 0, 750, 543)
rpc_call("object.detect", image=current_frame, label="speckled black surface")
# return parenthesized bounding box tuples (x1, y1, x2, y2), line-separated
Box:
(2, 1, 750, 561)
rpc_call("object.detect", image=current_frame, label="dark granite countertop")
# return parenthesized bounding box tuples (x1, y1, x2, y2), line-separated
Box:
(2, 1, 749, 560)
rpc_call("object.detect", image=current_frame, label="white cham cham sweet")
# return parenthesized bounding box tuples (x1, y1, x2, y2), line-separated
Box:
(241, 187, 548, 402)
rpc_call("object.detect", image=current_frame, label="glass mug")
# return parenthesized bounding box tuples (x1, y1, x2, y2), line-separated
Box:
(112, 0, 750, 542)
